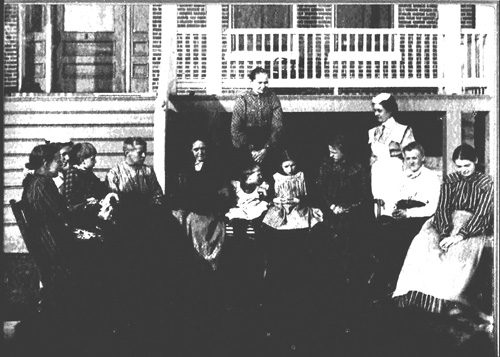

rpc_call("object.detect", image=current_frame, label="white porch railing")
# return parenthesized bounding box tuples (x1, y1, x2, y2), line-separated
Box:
(176, 27, 490, 94)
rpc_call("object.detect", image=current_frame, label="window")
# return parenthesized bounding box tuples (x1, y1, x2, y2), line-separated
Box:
(231, 5, 292, 29)
(336, 5, 393, 29)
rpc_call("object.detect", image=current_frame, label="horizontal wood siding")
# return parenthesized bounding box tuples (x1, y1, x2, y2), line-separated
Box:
(3, 95, 156, 253)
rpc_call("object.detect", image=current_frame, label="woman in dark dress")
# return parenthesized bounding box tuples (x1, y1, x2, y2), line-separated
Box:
(18, 144, 105, 354)
(231, 66, 284, 180)
(62, 142, 109, 232)
(313, 134, 374, 308)
(168, 138, 231, 270)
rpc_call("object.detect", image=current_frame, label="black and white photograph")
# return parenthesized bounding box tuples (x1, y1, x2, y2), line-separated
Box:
(2, 1, 499, 356)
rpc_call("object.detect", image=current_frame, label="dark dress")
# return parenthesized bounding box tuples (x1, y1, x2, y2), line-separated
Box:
(22, 174, 77, 308)
(62, 166, 109, 232)
(315, 156, 373, 243)
(314, 156, 374, 290)
(19, 174, 107, 354)
(168, 159, 231, 269)
(231, 89, 284, 178)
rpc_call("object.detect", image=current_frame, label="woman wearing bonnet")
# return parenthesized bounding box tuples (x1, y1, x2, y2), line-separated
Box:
(369, 93, 415, 217)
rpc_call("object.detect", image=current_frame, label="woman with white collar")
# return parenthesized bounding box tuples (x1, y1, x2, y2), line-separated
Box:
(369, 93, 415, 217)
(168, 138, 232, 269)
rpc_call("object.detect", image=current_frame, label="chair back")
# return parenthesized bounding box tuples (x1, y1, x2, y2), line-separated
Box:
(10, 199, 31, 247)
(9, 199, 43, 271)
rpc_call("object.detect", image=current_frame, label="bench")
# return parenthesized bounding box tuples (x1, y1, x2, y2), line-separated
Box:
(225, 222, 256, 238)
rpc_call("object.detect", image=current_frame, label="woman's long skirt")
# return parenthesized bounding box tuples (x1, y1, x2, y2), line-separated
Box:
(392, 217, 487, 313)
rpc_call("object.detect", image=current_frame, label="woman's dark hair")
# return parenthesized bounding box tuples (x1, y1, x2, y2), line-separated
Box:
(327, 134, 353, 159)
(277, 149, 300, 173)
(70, 142, 97, 165)
(25, 144, 60, 171)
(249, 67, 269, 81)
(372, 93, 398, 115)
(123, 137, 147, 154)
(452, 143, 478, 163)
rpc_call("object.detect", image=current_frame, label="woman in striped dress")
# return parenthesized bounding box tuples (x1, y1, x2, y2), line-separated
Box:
(393, 144, 493, 314)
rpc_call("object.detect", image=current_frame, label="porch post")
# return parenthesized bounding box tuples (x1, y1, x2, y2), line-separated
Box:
(443, 107, 462, 176)
(486, 108, 499, 351)
(206, 4, 222, 95)
(44, 5, 55, 93)
(18, 5, 26, 92)
(153, 4, 177, 192)
(437, 4, 461, 95)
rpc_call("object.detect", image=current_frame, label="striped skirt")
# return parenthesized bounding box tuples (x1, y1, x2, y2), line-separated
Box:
(392, 216, 487, 313)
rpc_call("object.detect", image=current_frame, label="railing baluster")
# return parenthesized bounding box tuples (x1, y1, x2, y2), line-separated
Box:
(412, 33, 417, 79)
(362, 33, 368, 79)
(353, 33, 359, 80)
(278, 34, 283, 79)
(404, 34, 409, 79)
(420, 34, 425, 79)
(370, 34, 375, 80)
(305, 33, 309, 78)
(472, 33, 477, 79)
(312, 34, 317, 79)
(328, 34, 333, 80)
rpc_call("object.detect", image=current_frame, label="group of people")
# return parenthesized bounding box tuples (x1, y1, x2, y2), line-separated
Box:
(15, 66, 494, 355)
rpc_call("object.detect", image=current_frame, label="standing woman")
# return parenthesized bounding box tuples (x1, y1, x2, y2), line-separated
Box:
(393, 144, 493, 315)
(369, 93, 414, 216)
(231, 66, 284, 180)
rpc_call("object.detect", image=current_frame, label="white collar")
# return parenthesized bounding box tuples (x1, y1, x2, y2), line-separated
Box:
(194, 161, 204, 171)
(406, 166, 424, 179)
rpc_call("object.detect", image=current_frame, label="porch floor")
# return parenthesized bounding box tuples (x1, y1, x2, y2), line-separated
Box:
(3, 235, 495, 357)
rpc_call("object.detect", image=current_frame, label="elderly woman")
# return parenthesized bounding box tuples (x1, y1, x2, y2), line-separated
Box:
(231, 66, 284, 179)
(393, 144, 493, 315)
(369, 93, 415, 216)
(168, 138, 231, 270)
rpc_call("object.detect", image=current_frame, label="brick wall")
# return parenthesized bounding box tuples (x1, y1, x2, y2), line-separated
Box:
(4, 4, 19, 93)
(461, 4, 475, 29)
(177, 4, 206, 28)
(297, 4, 332, 28)
(151, 5, 162, 93)
(398, 4, 438, 28)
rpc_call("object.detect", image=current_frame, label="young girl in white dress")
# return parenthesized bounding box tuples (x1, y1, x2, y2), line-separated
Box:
(226, 163, 270, 238)
(263, 150, 323, 230)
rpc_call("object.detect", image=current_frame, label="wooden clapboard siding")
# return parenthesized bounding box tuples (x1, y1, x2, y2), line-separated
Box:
(3, 95, 156, 253)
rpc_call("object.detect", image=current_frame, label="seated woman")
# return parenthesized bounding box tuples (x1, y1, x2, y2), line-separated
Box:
(315, 134, 374, 287)
(393, 144, 493, 316)
(168, 138, 231, 270)
(62, 142, 112, 233)
(20, 144, 107, 353)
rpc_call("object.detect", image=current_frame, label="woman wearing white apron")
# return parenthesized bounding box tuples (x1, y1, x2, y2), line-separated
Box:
(369, 93, 415, 217)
